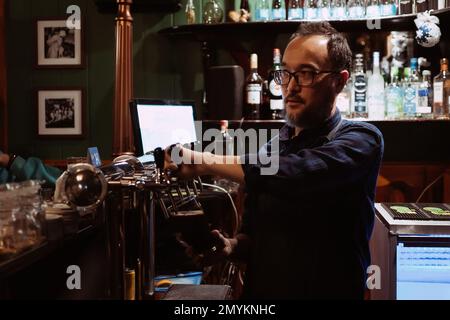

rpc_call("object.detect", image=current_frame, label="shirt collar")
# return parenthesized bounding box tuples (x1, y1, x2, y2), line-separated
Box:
(279, 110, 342, 142)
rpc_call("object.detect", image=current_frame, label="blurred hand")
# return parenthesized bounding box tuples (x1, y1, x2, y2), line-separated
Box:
(201, 229, 234, 266)
(163, 145, 203, 180)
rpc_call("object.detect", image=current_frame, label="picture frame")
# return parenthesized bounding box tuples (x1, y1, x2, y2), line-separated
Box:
(36, 18, 84, 68)
(37, 88, 84, 138)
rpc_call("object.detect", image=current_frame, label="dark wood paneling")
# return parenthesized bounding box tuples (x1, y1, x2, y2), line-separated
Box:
(0, 0, 7, 152)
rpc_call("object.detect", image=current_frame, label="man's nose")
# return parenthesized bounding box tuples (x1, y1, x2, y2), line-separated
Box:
(285, 77, 301, 97)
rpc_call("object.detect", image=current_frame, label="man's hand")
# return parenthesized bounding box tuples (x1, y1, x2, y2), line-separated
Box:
(163, 144, 245, 184)
(163, 146, 204, 180)
(201, 229, 235, 266)
(0, 153, 10, 168)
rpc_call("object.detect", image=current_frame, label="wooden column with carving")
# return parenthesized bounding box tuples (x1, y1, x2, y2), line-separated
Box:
(0, 0, 7, 152)
(113, 0, 134, 156)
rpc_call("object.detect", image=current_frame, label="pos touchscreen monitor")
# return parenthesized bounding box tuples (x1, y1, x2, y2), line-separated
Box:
(130, 99, 198, 158)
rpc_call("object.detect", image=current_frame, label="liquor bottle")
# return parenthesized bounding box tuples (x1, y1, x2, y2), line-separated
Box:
(331, 0, 347, 19)
(348, 0, 366, 18)
(213, 120, 235, 191)
(352, 58, 368, 118)
(381, 0, 397, 15)
(272, 0, 286, 20)
(399, 0, 412, 14)
(288, 0, 303, 20)
(318, 0, 331, 19)
(366, 0, 381, 17)
(261, 80, 271, 119)
(304, 0, 318, 19)
(241, 0, 250, 11)
(385, 67, 404, 119)
(415, 0, 428, 12)
(336, 80, 352, 118)
(417, 70, 433, 118)
(185, 0, 196, 24)
(256, 0, 271, 21)
(368, 52, 386, 120)
(268, 48, 284, 120)
(239, 0, 253, 21)
(216, 120, 234, 156)
(403, 60, 420, 118)
(246, 53, 263, 120)
(433, 58, 450, 119)
(350, 53, 363, 115)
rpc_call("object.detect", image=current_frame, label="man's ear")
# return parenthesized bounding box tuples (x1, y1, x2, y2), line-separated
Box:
(335, 70, 350, 93)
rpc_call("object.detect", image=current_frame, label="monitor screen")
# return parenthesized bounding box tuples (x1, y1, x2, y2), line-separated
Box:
(397, 240, 450, 300)
(130, 100, 197, 157)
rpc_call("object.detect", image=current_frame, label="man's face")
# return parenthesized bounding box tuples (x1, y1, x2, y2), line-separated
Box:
(282, 35, 341, 129)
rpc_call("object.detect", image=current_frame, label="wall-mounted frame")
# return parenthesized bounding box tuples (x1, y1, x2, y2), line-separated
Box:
(37, 88, 84, 138)
(36, 18, 84, 68)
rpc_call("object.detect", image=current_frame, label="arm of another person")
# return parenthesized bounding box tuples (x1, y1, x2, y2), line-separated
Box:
(0, 152, 62, 185)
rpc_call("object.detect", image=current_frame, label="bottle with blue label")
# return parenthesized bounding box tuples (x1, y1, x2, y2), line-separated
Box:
(348, 0, 366, 18)
(271, 0, 286, 20)
(288, 0, 303, 20)
(318, 0, 331, 19)
(256, 0, 271, 21)
(304, 0, 318, 19)
(417, 70, 433, 118)
(331, 0, 347, 19)
(385, 67, 404, 119)
(402, 61, 421, 118)
(366, 0, 381, 17)
(381, 0, 397, 16)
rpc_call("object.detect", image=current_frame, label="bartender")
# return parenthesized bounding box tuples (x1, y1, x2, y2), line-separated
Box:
(165, 22, 384, 299)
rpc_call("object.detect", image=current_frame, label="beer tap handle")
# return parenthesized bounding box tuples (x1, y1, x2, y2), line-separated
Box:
(153, 147, 165, 171)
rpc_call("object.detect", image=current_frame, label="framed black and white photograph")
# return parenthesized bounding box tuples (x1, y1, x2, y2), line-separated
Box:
(37, 89, 84, 138)
(36, 18, 84, 68)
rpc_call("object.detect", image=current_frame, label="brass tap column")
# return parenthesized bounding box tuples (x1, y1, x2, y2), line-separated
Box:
(113, 0, 134, 156)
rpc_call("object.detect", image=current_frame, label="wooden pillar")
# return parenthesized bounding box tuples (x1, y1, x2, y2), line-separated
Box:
(113, 0, 134, 156)
(0, 0, 7, 152)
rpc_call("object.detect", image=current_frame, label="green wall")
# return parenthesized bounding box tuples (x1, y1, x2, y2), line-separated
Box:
(6, 0, 210, 160)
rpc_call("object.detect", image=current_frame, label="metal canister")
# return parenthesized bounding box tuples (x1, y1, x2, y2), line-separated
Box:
(124, 268, 136, 300)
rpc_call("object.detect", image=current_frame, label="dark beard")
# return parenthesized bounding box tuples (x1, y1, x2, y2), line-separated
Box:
(285, 107, 327, 129)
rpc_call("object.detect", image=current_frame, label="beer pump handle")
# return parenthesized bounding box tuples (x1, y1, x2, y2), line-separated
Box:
(154, 147, 165, 170)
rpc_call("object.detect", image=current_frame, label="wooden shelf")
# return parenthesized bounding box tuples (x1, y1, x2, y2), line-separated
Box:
(95, 0, 182, 13)
(159, 7, 450, 38)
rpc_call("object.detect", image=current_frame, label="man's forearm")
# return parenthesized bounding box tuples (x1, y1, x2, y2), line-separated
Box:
(197, 152, 245, 184)
(180, 148, 245, 184)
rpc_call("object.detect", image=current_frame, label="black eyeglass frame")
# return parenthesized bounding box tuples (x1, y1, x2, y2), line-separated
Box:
(273, 69, 342, 87)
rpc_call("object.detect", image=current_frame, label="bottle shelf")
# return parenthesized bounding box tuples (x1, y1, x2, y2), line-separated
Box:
(159, 7, 450, 37)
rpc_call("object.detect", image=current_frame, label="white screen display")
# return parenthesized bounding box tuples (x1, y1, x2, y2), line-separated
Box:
(397, 242, 450, 300)
(137, 104, 197, 154)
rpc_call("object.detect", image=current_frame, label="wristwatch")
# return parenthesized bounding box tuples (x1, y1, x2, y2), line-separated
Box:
(7, 153, 17, 170)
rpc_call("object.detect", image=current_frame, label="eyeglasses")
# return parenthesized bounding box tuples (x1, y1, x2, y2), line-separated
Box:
(273, 69, 340, 87)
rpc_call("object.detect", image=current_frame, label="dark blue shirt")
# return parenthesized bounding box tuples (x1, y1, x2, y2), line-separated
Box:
(240, 111, 384, 299)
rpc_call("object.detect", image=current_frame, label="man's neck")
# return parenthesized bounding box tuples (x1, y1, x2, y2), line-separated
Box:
(293, 107, 337, 137)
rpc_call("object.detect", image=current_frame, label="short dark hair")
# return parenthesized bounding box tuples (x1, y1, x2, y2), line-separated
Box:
(291, 22, 352, 73)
